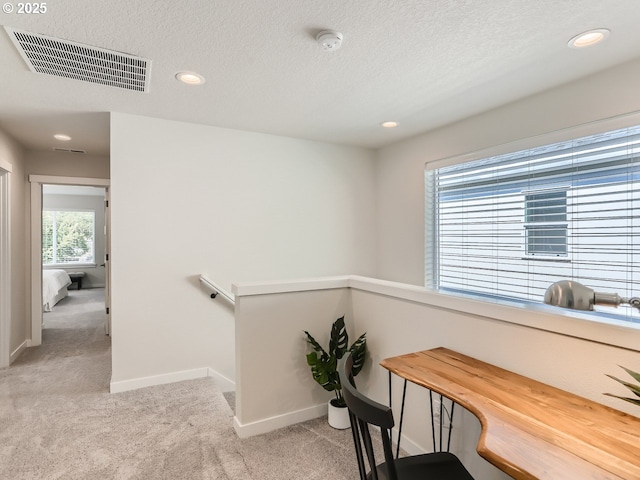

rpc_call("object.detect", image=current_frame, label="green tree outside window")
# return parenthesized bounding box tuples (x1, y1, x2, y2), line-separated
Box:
(42, 210, 95, 264)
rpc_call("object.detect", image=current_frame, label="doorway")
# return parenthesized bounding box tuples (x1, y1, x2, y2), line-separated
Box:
(29, 175, 110, 346)
(41, 184, 107, 340)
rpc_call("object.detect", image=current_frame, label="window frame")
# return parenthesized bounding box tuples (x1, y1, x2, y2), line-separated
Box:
(42, 208, 97, 267)
(425, 113, 640, 330)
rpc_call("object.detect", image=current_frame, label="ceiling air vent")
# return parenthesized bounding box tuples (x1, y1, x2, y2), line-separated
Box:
(5, 27, 151, 92)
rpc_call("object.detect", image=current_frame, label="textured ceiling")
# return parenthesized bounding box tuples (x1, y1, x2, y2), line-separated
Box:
(1, 0, 640, 155)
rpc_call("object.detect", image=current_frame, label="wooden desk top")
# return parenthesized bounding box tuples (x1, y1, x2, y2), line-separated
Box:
(380, 348, 640, 480)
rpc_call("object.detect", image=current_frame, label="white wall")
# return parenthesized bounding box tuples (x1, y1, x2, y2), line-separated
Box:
(42, 192, 107, 288)
(26, 150, 110, 179)
(0, 128, 27, 363)
(234, 278, 354, 436)
(109, 113, 376, 390)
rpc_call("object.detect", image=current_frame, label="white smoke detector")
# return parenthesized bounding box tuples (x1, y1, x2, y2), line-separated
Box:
(316, 30, 343, 51)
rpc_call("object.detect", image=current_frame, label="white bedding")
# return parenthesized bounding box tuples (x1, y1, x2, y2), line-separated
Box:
(43, 269, 72, 311)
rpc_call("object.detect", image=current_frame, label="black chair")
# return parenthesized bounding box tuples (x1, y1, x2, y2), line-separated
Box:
(338, 354, 475, 480)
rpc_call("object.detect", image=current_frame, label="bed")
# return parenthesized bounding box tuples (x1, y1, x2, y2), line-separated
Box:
(43, 269, 72, 311)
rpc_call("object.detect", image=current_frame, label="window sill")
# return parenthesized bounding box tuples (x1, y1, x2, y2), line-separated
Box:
(521, 256, 571, 263)
(43, 263, 97, 269)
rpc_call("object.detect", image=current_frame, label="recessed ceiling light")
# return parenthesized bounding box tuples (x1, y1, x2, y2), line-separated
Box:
(568, 29, 610, 49)
(381, 121, 399, 128)
(53, 134, 72, 141)
(175, 71, 205, 85)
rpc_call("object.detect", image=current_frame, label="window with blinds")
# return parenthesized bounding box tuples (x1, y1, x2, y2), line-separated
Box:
(425, 125, 640, 322)
(42, 210, 95, 265)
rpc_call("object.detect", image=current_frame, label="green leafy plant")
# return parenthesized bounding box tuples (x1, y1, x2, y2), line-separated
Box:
(304, 316, 367, 407)
(605, 366, 640, 407)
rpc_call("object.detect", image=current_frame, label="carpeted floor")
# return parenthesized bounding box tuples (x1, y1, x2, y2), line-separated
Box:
(0, 288, 361, 479)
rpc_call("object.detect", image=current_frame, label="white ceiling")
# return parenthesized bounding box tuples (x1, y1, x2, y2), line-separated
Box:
(1, 0, 640, 156)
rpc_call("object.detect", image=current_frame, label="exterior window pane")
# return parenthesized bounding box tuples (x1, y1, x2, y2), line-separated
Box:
(525, 191, 567, 223)
(525, 227, 567, 255)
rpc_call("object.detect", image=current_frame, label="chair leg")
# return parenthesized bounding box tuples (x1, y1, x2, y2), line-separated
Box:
(349, 413, 367, 480)
(359, 419, 379, 480)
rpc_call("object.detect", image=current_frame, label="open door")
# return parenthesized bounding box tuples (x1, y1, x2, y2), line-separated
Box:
(104, 187, 111, 335)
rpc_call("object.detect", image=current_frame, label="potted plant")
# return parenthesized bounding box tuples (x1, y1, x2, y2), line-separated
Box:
(606, 366, 640, 406)
(304, 316, 367, 429)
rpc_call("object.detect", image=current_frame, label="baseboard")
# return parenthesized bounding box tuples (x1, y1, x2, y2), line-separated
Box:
(110, 367, 210, 393)
(109, 366, 236, 394)
(9, 340, 28, 364)
(391, 428, 426, 456)
(207, 367, 236, 392)
(233, 403, 327, 438)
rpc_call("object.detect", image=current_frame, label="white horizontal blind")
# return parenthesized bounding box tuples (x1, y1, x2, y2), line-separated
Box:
(426, 125, 640, 321)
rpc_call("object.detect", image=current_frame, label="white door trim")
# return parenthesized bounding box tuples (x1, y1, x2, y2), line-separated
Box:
(104, 187, 111, 335)
(29, 175, 110, 346)
(0, 165, 11, 368)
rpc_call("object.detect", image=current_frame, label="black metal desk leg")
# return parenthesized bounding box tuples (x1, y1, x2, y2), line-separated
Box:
(394, 379, 407, 459)
(428, 392, 456, 453)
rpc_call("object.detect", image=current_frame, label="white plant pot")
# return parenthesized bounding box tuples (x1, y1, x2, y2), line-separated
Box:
(327, 399, 351, 429)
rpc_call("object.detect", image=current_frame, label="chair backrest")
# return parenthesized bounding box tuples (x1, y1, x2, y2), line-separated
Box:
(338, 353, 398, 480)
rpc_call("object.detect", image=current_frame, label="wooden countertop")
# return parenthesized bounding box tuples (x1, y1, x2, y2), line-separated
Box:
(380, 348, 640, 480)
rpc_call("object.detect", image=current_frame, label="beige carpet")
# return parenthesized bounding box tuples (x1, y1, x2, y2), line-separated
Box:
(0, 288, 360, 479)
